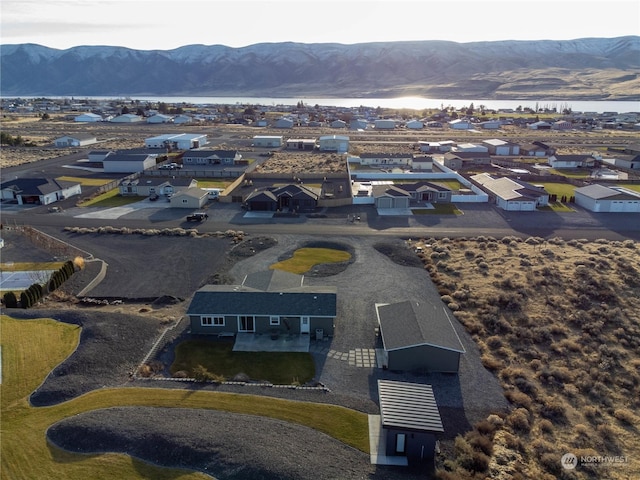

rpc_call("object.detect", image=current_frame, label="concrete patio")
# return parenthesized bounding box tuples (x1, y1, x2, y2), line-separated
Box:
(232, 332, 311, 352)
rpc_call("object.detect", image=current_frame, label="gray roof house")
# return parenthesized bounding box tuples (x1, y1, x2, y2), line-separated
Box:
(370, 380, 444, 466)
(0, 178, 81, 206)
(187, 270, 337, 352)
(375, 300, 465, 373)
(470, 173, 549, 211)
(182, 149, 242, 166)
(574, 184, 640, 212)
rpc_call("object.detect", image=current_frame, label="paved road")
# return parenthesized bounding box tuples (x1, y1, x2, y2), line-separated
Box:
(3, 199, 640, 241)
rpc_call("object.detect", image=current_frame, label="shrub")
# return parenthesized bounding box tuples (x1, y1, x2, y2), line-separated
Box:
(3, 291, 18, 308)
(20, 291, 32, 309)
(507, 408, 531, 432)
(613, 408, 636, 426)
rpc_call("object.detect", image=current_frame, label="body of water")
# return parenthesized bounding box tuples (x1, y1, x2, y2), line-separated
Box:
(9, 95, 640, 113)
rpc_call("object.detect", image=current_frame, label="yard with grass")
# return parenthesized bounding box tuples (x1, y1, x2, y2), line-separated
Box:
(78, 189, 143, 207)
(0, 261, 65, 271)
(193, 179, 234, 189)
(56, 176, 115, 187)
(0, 314, 369, 479)
(171, 339, 315, 384)
(270, 247, 351, 274)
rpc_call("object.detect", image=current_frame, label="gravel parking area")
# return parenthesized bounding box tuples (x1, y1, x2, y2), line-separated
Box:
(14, 233, 507, 479)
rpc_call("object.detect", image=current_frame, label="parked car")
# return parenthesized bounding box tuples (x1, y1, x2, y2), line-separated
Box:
(186, 212, 209, 222)
(149, 193, 159, 201)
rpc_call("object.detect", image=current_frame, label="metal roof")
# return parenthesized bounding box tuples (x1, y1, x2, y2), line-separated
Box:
(378, 380, 444, 433)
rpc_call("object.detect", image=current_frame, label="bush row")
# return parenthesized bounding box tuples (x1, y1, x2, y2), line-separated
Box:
(63, 225, 244, 239)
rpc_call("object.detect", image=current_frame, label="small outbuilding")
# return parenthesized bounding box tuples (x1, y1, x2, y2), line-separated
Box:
(374, 380, 444, 464)
(54, 133, 97, 147)
(170, 187, 209, 209)
(102, 153, 157, 173)
(376, 300, 465, 373)
(252, 136, 283, 148)
(318, 135, 349, 153)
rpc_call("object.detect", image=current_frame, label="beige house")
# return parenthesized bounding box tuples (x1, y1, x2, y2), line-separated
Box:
(169, 187, 209, 209)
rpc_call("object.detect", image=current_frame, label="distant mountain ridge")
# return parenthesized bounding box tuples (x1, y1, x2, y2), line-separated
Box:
(2, 37, 639, 100)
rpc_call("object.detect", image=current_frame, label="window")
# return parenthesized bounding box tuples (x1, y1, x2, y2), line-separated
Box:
(395, 433, 406, 454)
(438, 192, 448, 199)
(270, 316, 280, 326)
(201, 316, 224, 326)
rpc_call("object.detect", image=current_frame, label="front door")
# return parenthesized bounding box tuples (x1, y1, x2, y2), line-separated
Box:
(300, 317, 310, 334)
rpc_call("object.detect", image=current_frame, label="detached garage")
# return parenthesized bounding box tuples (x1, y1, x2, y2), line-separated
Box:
(574, 184, 640, 212)
(375, 300, 465, 373)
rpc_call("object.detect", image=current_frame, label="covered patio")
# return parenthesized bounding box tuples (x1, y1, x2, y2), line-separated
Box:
(232, 332, 311, 352)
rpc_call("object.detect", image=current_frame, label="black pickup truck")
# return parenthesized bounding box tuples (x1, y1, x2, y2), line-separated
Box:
(186, 212, 209, 222)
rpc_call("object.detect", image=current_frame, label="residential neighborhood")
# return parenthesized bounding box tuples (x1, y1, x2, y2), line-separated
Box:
(1, 97, 640, 480)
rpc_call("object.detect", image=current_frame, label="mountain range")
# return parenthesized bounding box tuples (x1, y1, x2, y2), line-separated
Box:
(2, 37, 639, 100)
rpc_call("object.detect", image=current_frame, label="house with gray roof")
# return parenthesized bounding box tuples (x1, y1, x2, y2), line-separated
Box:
(375, 299, 465, 373)
(574, 184, 640, 212)
(0, 178, 81, 205)
(187, 270, 336, 351)
(54, 133, 97, 147)
(181, 149, 242, 166)
(470, 173, 549, 211)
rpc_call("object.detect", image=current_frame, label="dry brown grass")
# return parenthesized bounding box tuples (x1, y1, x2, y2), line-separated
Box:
(418, 236, 640, 480)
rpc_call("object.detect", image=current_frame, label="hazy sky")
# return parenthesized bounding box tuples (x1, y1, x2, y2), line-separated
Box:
(2, 0, 638, 50)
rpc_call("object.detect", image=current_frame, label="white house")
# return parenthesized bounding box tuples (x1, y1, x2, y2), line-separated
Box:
(448, 119, 473, 130)
(553, 120, 573, 130)
(574, 184, 640, 212)
(54, 134, 97, 147)
(173, 114, 195, 124)
(356, 153, 413, 167)
(548, 154, 595, 169)
(601, 155, 640, 170)
(145, 133, 208, 150)
(482, 139, 521, 156)
(275, 117, 294, 129)
(120, 176, 197, 197)
(88, 150, 115, 162)
(0, 178, 81, 205)
(147, 114, 174, 124)
(74, 112, 102, 122)
(102, 153, 157, 173)
(318, 135, 349, 153)
(418, 141, 454, 153)
(471, 173, 549, 211)
(252, 136, 283, 148)
(374, 119, 396, 130)
(170, 187, 209, 209)
(110, 113, 144, 123)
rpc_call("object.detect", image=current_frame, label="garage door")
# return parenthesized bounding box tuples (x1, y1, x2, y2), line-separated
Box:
(377, 198, 393, 209)
(610, 201, 624, 212)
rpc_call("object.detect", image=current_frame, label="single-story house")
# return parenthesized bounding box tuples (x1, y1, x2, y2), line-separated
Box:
(519, 143, 548, 157)
(54, 133, 97, 147)
(350, 119, 368, 130)
(372, 185, 411, 210)
(548, 154, 595, 169)
(244, 184, 320, 212)
(331, 120, 347, 128)
(173, 114, 195, 124)
(187, 270, 337, 349)
(275, 117, 294, 129)
(110, 113, 143, 123)
(418, 141, 454, 153)
(405, 120, 424, 129)
(448, 119, 473, 130)
(145, 134, 208, 150)
(0, 178, 81, 205)
(182, 149, 242, 165)
(170, 187, 209, 209)
(527, 121, 552, 130)
(252, 135, 283, 148)
(601, 155, 640, 170)
(147, 114, 174, 124)
(574, 184, 640, 212)
(102, 153, 157, 173)
(443, 152, 492, 170)
(479, 120, 502, 130)
(470, 173, 549, 211)
(358, 153, 413, 167)
(482, 139, 520, 156)
(375, 119, 396, 129)
(318, 135, 349, 153)
(375, 300, 465, 373)
(375, 379, 444, 464)
(119, 176, 197, 197)
(401, 181, 453, 203)
(411, 155, 433, 171)
(553, 120, 573, 130)
(286, 139, 316, 150)
(74, 112, 102, 122)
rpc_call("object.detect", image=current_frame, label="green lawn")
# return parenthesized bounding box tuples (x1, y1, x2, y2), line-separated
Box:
(536, 182, 576, 198)
(549, 168, 591, 179)
(618, 183, 640, 193)
(193, 179, 233, 189)
(270, 247, 351, 274)
(412, 204, 463, 215)
(0, 261, 65, 272)
(171, 339, 315, 384)
(78, 189, 143, 207)
(0, 315, 369, 480)
(538, 202, 575, 212)
(56, 176, 115, 186)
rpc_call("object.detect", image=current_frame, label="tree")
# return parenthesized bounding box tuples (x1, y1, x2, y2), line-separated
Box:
(3, 291, 17, 308)
(121, 106, 130, 114)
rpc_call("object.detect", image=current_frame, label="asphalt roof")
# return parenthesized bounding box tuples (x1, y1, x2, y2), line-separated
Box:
(575, 184, 640, 200)
(376, 300, 465, 353)
(187, 286, 337, 317)
(242, 270, 304, 291)
(377, 380, 444, 433)
(0, 177, 78, 195)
